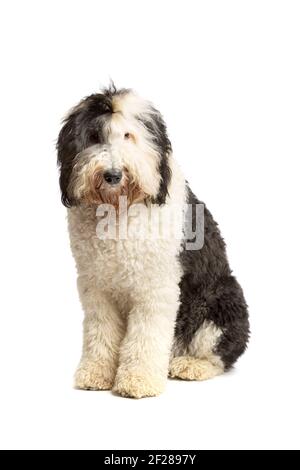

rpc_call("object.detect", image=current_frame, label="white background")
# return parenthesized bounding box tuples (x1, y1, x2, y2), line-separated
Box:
(0, 0, 299, 450)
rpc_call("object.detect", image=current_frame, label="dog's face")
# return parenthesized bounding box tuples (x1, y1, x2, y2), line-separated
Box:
(57, 86, 172, 208)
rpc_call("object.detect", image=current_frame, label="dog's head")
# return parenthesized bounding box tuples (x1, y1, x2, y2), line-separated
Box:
(57, 85, 172, 208)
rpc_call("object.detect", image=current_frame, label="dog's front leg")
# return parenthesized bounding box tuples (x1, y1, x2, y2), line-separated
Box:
(75, 279, 125, 391)
(113, 286, 179, 398)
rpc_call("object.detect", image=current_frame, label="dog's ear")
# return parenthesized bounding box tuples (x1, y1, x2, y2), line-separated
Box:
(140, 108, 172, 205)
(57, 110, 81, 207)
(155, 130, 172, 205)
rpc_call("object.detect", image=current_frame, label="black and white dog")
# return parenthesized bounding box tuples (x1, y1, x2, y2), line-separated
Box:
(57, 85, 249, 398)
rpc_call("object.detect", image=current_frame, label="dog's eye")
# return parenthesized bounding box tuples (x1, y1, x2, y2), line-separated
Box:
(89, 132, 99, 144)
(124, 132, 136, 143)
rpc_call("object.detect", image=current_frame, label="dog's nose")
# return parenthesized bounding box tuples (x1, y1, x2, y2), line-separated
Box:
(103, 169, 122, 185)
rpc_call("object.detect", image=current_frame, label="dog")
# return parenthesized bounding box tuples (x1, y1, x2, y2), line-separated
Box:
(57, 84, 249, 398)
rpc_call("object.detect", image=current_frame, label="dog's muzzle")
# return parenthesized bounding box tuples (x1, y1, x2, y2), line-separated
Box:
(95, 145, 123, 185)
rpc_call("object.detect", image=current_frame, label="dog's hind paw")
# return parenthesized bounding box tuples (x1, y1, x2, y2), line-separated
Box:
(169, 356, 224, 381)
(74, 360, 115, 391)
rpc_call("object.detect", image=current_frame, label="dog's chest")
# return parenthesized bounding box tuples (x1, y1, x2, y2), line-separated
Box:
(68, 206, 182, 293)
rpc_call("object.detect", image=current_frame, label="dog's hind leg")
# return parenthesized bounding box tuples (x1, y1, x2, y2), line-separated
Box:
(170, 275, 249, 381)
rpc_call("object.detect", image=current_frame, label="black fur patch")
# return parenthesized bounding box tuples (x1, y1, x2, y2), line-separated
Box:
(137, 107, 172, 205)
(176, 186, 250, 369)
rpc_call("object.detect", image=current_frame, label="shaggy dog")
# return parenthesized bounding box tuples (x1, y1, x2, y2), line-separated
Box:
(57, 84, 249, 398)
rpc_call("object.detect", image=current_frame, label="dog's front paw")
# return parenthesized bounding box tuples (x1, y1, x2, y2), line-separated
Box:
(74, 360, 115, 391)
(113, 371, 165, 398)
